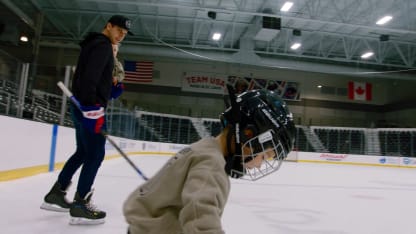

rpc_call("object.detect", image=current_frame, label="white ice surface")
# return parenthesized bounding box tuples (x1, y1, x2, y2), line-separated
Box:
(1, 155, 416, 234)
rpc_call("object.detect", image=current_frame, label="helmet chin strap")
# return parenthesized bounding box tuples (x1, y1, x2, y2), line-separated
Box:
(224, 125, 244, 178)
(223, 84, 245, 178)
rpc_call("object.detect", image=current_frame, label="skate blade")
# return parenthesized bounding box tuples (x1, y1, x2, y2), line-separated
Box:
(40, 202, 69, 212)
(69, 217, 105, 225)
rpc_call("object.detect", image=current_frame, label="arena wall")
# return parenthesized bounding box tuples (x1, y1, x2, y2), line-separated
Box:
(1, 116, 414, 182)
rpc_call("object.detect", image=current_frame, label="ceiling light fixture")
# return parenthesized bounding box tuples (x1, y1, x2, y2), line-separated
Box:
(290, 42, 301, 50)
(212, 32, 222, 41)
(20, 35, 28, 42)
(280, 2, 293, 12)
(376, 15, 393, 25)
(361, 52, 374, 59)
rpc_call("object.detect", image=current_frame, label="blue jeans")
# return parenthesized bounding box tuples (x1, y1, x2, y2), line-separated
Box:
(57, 103, 106, 198)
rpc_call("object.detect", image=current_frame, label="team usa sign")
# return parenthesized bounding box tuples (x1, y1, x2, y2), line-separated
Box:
(182, 72, 301, 100)
(182, 73, 226, 94)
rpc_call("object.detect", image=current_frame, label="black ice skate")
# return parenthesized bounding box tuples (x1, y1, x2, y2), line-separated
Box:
(69, 190, 106, 225)
(40, 181, 71, 212)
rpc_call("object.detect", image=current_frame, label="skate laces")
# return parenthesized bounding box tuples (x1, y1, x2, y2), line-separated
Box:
(83, 189, 101, 212)
(85, 201, 101, 212)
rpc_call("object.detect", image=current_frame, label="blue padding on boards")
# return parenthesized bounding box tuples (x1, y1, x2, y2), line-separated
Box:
(49, 124, 58, 172)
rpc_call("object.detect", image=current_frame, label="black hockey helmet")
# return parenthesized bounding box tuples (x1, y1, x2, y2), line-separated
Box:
(220, 85, 295, 180)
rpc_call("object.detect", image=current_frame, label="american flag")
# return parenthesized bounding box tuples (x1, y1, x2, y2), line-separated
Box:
(124, 60, 153, 83)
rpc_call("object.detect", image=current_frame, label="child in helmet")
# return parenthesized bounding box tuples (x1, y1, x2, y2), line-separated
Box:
(112, 43, 125, 84)
(110, 43, 125, 99)
(123, 85, 295, 234)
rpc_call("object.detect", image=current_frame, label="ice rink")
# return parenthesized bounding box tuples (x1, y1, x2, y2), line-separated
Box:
(1, 155, 416, 234)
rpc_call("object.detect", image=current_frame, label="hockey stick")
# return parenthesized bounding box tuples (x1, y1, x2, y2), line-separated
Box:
(57, 81, 149, 181)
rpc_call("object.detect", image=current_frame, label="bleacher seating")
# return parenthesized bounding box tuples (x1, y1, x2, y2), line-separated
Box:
(379, 130, 416, 157)
(138, 113, 200, 144)
(313, 127, 365, 155)
(203, 120, 223, 137)
(293, 127, 315, 152)
(135, 122, 159, 142)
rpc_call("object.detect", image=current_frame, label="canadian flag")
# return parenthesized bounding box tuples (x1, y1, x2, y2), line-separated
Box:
(348, 81, 372, 101)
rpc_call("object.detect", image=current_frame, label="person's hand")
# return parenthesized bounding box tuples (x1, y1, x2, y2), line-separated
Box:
(110, 82, 124, 99)
(80, 105, 105, 134)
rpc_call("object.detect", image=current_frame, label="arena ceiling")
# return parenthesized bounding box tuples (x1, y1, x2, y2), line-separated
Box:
(1, 0, 416, 78)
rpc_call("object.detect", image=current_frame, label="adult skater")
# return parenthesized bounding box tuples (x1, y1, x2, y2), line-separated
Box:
(40, 15, 133, 225)
(123, 86, 296, 233)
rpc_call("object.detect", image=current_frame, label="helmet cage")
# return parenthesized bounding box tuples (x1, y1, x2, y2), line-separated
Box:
(221, 86, 295, 180)
(230, 129, 287, 181)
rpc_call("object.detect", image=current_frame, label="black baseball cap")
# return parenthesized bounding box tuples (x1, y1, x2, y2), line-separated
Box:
(108, 15, 134, 35)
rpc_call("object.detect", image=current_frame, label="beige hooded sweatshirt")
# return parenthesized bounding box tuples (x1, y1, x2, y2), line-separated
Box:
(123, 137, 230, 234)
